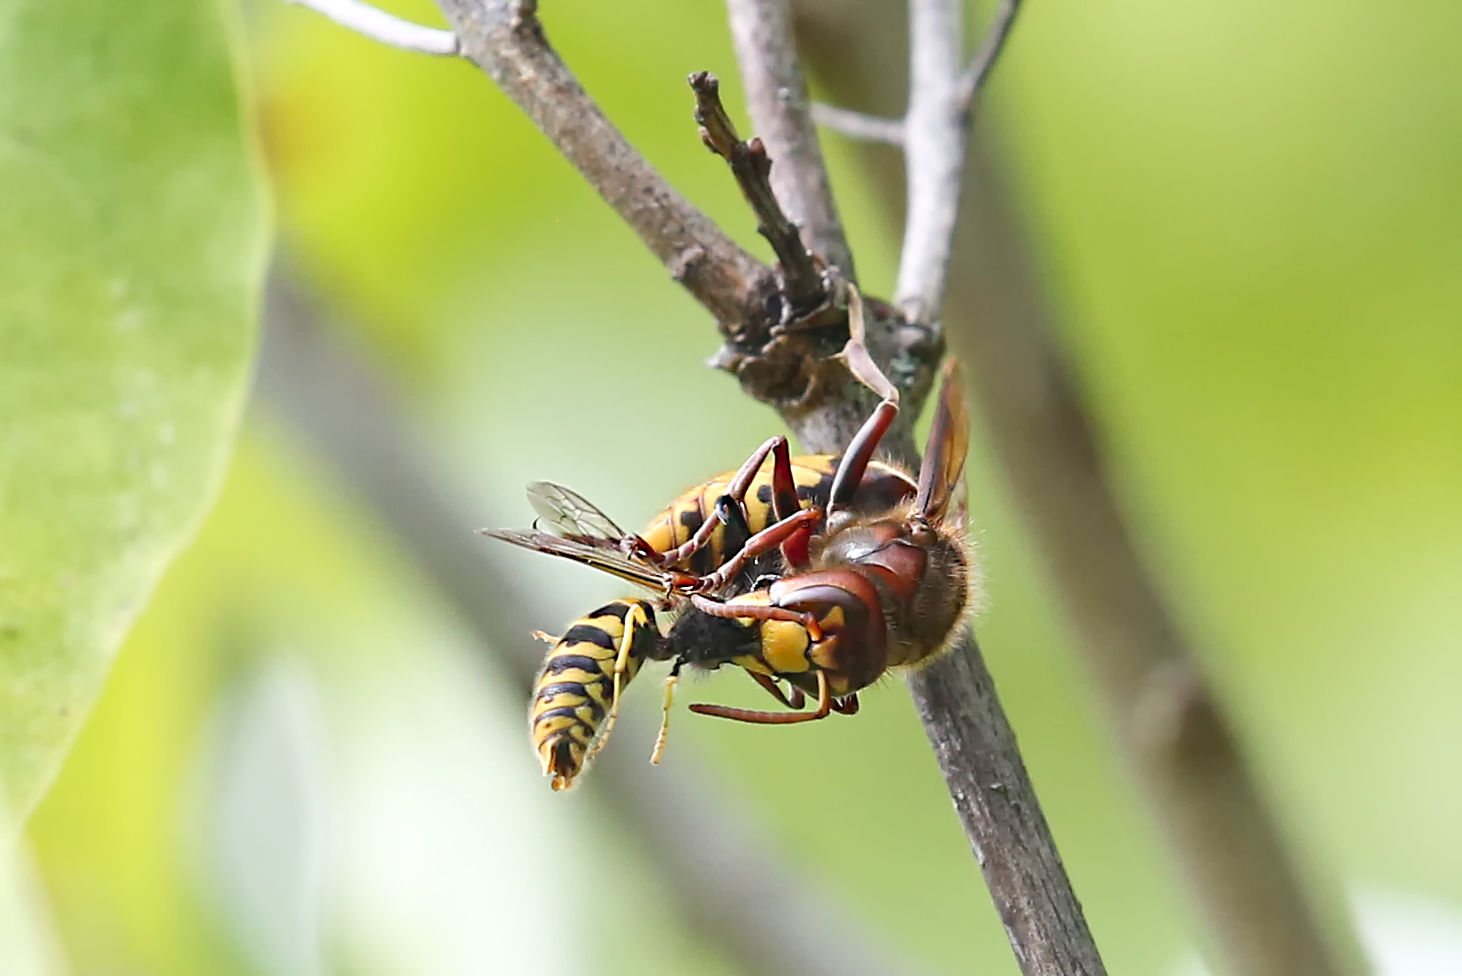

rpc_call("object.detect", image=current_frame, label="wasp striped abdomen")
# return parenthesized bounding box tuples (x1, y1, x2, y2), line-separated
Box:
(530, 599, 660, 790)
(640, 457, 915, 577)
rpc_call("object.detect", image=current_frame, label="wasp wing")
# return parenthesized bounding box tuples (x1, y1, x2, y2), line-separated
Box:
(482, 528, 673, 592)
(914, 357, 971, 520)
(526, 481, 628, 543)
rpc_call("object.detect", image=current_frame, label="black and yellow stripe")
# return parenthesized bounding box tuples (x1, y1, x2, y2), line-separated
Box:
(639, 456, 915, 577)
(527, 457, 913, 787)
(530, 599, 660, 790)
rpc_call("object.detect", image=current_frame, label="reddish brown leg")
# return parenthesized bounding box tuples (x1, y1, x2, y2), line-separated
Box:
(695, 508, 821, 594)
(832, 693, 860, 715)
(655, 435, 794, 568)
(827, 287, 903, 517)
(689, 593, 823, 643)
(746, 670, 806, 710)
(690, 670, 834, 725)
(827, 399, 899, 516)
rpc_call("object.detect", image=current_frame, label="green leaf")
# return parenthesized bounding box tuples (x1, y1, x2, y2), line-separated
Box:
(0, 0, 268, 830)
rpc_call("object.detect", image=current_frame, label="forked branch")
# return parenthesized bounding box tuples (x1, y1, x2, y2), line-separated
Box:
(295, 0, 777, 331)
(725, 0, 854, 277)
(286, 0, 1109, 974)
(723, 3, 1107, 975)
(690, 71, 825, 315)
(958, 0, 1024, 110)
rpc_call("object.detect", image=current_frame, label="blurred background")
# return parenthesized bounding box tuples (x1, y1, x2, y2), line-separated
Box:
(6, 0, 1460, 974)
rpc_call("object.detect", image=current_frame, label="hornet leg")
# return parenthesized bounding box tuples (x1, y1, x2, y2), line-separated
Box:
(689, 593, 824, 643)
(655, 435, 800, 569)
(690, 670, 834, 725)
(746, 669, 807, 710)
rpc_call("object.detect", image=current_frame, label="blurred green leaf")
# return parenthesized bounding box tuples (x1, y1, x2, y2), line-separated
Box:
(0, 0, 268, 829)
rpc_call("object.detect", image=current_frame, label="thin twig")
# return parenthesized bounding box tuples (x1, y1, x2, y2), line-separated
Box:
(425, 0, 772, 333)
(957, 0, 1023, 111)
(724, 3, 1104, 975)
(725, 0, 854, 279)
(256, 271, 924, 976)
(284, 0, 460, 55)
(895, 0, 967, 323)
(811, 103, 906, 146)
(790, 1, 1371, 975)
(690, 72, 824, 315)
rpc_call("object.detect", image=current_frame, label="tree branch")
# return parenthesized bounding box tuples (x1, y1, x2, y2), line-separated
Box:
(724, 4, 1105, 975)
(423, 0, 773, 333)
(256, 270, 925, 976)
(910, 632, 1108, 976)
(957, 0, 1023, 111)
(285, 0, 461, 55)
(790, 2, 1371, 975)
(895, 0, 968, 323)
(812, 103, 906, 146)
(725, 0, 855, 279)
(289, 2, 1108, 974)
(691, 71, 825, 315)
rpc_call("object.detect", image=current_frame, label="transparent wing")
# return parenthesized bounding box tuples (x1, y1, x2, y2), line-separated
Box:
(481, 528, 673, 592)
(526, 481, 627, 542)
(914, 357, 971, 520)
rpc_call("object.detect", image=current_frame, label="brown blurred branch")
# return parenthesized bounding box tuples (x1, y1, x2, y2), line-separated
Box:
(256, 270, 923, 976)
(793, 2, 1370, 976)
(427, 0, 780, 332)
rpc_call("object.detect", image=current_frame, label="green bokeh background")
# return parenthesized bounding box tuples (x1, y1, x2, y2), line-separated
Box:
(16, 0, 1462, 974)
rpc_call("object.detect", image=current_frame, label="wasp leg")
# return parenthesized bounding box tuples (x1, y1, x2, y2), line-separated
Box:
(746, 669, 807, 710)
(689, 593, 824, 643)
(583, 602, 649, 767)
(690, 670, 834, 725)
(649, 659, 684, 765)
(832, 692, 860, 715)
(694, 508, 821, 595)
